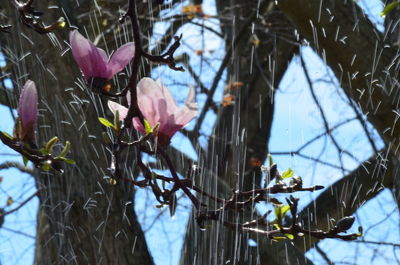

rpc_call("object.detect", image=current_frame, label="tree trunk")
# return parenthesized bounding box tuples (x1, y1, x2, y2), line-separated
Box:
(1, 1, 155, 264)
(180, 1, 310, 264)
(277, 0, 400, 211)
(293, 149, 396, 250)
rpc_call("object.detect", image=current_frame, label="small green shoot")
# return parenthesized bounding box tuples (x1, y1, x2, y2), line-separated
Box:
(113, 110, 121, 133)
(59, 141, 71, 157)
(381, 1, 400, 17)
(1, 131, 13, 140)
(274, 204, 291, 228)
(144, 119, 152, 134)
(99, 117, 116, 130)
(281, 168, 294, 179)
(45, 136, 58, 153)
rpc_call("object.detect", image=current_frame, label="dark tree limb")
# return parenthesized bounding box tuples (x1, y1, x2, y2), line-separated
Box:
(293, 149, 395, 250)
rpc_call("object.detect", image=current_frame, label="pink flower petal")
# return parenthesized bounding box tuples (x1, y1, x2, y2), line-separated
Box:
(17, 80, 38, 140)
(174, 85, 198, 126)
(185, 85, 196, 105)
(107, 100, 128, 120)
(157, 79, 179, 114)
(174, 105, 198, 127)
(137, 78, 163, 99)
(162, 114, 183, 138)
(138, 94, 158, 127)
(126, 91, 131, 106)
(137, 78, 179, 114)
(126, 77, 198, 145)
(69, 30, 109, 80)
(108, 43, 135, 79)
(97, 48, 109, 64)
(155, 98, 169, 132)
(132, 117, 145, 134)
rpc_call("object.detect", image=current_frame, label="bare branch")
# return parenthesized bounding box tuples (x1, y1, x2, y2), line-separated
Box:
(1, 191, 38, 217)
(0, 161, 34, 175)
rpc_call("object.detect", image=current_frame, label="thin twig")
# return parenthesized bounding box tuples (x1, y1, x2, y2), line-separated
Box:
(190, 13, 257, 137)
(0, 161, 34, 175)
(1, 191, 39, 217)
(300, 54, 359, 171)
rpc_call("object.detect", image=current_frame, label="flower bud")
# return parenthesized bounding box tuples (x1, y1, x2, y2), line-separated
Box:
(16, 80, 38, 142)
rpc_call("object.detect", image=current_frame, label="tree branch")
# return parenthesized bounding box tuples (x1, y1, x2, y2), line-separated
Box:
(278, 0, 400, 158)
(0, 161, 34, 175)
(293, 149, 395, 250)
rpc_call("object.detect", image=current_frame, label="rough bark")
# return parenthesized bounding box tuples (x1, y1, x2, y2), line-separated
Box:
(277, 0, 400, 206)
(180, 1, 310, 264)
(384, 0, 400, 45)
(1, 1, 156, 264)
(2, 0, 397, 264)
(293, 149, 396, 250)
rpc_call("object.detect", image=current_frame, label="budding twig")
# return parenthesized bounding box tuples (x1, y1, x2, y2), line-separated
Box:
(10, 0, 64, 34)
(95, 0, 363, 242)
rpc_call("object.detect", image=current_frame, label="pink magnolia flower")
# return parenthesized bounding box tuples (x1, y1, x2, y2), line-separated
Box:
(16, 80, 38, 142)
(108, 78, 198, 146)
(69, 30, 135, 83)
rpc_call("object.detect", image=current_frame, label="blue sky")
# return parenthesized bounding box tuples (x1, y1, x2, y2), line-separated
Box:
(0, 0, 399, 265)
(0, 105, 37, 264)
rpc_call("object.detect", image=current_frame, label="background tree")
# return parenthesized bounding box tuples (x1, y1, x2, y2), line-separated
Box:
(0, 0, 399, 265)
